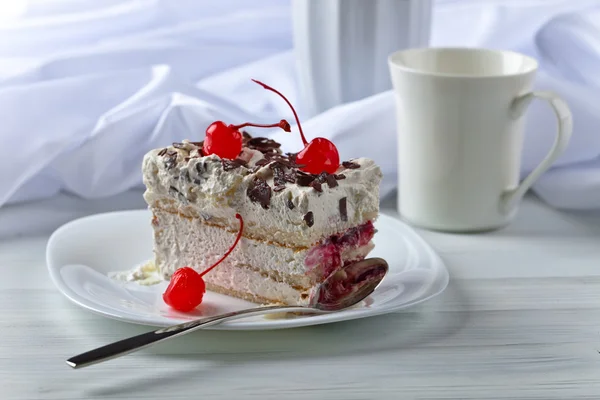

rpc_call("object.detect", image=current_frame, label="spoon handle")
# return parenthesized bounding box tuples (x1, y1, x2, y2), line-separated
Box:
(66, 305, 317, 369)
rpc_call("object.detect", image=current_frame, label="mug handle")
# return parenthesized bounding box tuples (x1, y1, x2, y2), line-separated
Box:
(500, 91, 573, 213)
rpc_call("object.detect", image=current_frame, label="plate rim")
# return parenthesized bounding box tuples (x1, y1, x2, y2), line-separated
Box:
(46, 210, 449, 330)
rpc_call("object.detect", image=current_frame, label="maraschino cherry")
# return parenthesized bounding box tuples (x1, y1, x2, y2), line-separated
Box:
(204, 120, 290, 160)
(163, 214, 244, 312)
(252, 79, 340, 174)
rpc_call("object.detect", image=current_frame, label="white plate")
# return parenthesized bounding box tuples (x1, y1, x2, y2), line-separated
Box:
(46, 210, 449, 330)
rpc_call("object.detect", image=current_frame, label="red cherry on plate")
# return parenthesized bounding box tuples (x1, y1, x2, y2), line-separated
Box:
(163, 214, 245, 312)
(162, 267, 206, 312)
(203, 120, 290, 160)
(252, 79, 340, 175)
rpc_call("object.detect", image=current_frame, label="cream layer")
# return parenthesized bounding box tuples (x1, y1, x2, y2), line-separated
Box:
(151, 209, 375, 304)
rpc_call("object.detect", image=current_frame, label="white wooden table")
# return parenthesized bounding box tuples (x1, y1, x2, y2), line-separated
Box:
(1, 192, 600, 399)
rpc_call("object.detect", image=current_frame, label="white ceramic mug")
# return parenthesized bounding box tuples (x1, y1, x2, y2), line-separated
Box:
(388, 47, 572, 232)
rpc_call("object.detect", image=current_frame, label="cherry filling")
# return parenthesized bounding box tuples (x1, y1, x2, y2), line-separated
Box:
(304, 221, 376, 281)
(317, 264, 387, 306)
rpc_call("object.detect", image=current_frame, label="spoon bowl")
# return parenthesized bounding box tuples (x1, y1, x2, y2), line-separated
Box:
(66, 257, 389, 369)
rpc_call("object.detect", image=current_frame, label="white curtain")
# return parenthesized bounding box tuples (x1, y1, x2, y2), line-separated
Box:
(1, 0, 600, 213)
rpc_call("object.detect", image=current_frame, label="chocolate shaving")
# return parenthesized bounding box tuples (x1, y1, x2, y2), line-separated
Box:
(164, 151, 178, 169)
(169, 186, 188, 204)
(272, 165, 286, 188)
(247, 177, 272, 209)
(221, 158, 247, 171)
(325, 174, 338, 188)
(242, 131, 252, 140)
(157, 148, 168, 156)
(286, 153, 297, 163)
(342, 161, 360, 169)
(303, 211, 314, 227)
(286, 198, 295, 210)
(273, 185, 286, 192)
(255, 159, 269, 167)
(190, 141, 204, 147)
(195, 162, 206, 174)
(172, 142, 186, 149)
(309, 180, 323, 192)
(334, 174, 346, 180)
(194, 178, 202, 185)
(339, 197, 348, 222)
(315, 172, 328, 183)
(246, 137, 281, 154)
(296, 171, 315, 186)
(179, 168, 191, 182)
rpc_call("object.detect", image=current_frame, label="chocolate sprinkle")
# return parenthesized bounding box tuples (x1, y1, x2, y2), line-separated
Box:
(179, 168, 191, 182)
(286, 198, 295, 210)
(325, 174, 338, 188)
(339, 197, 348, 222)
(303, 211, 314, 227)
(309, 180, 323, 192)
(342, 161, 360, 169)
(255, 159, 269, 167)
(246, 137, 281, 154)
(272, 165, 286, 188)
(296, 171, 315, 186)
(164, 151, 177, 169)
(247, 177, 272, 209)
(221, 158, 247, 171)
(157, 148, 167, 156)
(169, 186, 188, 204)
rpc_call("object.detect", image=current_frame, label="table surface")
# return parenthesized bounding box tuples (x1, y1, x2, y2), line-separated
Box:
(2, 192, 600, 400)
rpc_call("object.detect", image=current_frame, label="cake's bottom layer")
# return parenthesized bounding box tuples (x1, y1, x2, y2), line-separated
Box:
(150, 208, 376, 305)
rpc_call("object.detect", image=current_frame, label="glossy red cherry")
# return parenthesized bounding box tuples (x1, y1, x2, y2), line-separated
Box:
(163, 214, 244, 312)
(203, 121, 243, 160)
(252, 79, 340, 174)
(162, 267, 206, 312)
(296, 138, 340, 174)
(204, 120, 290, 160)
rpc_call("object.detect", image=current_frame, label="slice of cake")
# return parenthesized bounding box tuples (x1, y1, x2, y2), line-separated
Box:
(142, 81, 382, 307)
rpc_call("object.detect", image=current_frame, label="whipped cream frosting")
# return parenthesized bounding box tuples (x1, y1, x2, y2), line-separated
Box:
(142, 137, 382, 247)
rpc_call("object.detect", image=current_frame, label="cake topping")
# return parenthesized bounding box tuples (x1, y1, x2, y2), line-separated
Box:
(163, 214, 244, 312)
(164, 150, 178, 169)
(304, 211, 314, 227)
(221, 158, 247, 171)
(286, 198, 295, 209)
(157, 148, 168, 156)
(310, 180, 323, 193)
(339, 197, 348, 221)
(247, 177, 272, 209)
(252, 79, 341, 175)
(325, 174, 338, 188)
(203, 119, 290, 160)
(342, 161, 360, 169)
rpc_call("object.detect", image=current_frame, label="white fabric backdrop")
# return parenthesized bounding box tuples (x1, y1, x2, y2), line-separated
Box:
(1, 0, 600, 213)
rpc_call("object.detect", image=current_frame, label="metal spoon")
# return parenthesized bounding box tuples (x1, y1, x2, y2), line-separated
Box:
(66, 257, 388, 369)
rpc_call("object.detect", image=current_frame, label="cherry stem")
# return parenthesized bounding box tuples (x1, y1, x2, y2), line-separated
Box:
(230, 119, 291, 132)
(251, 79, 307, 146)
(198, 214, 244, 278)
